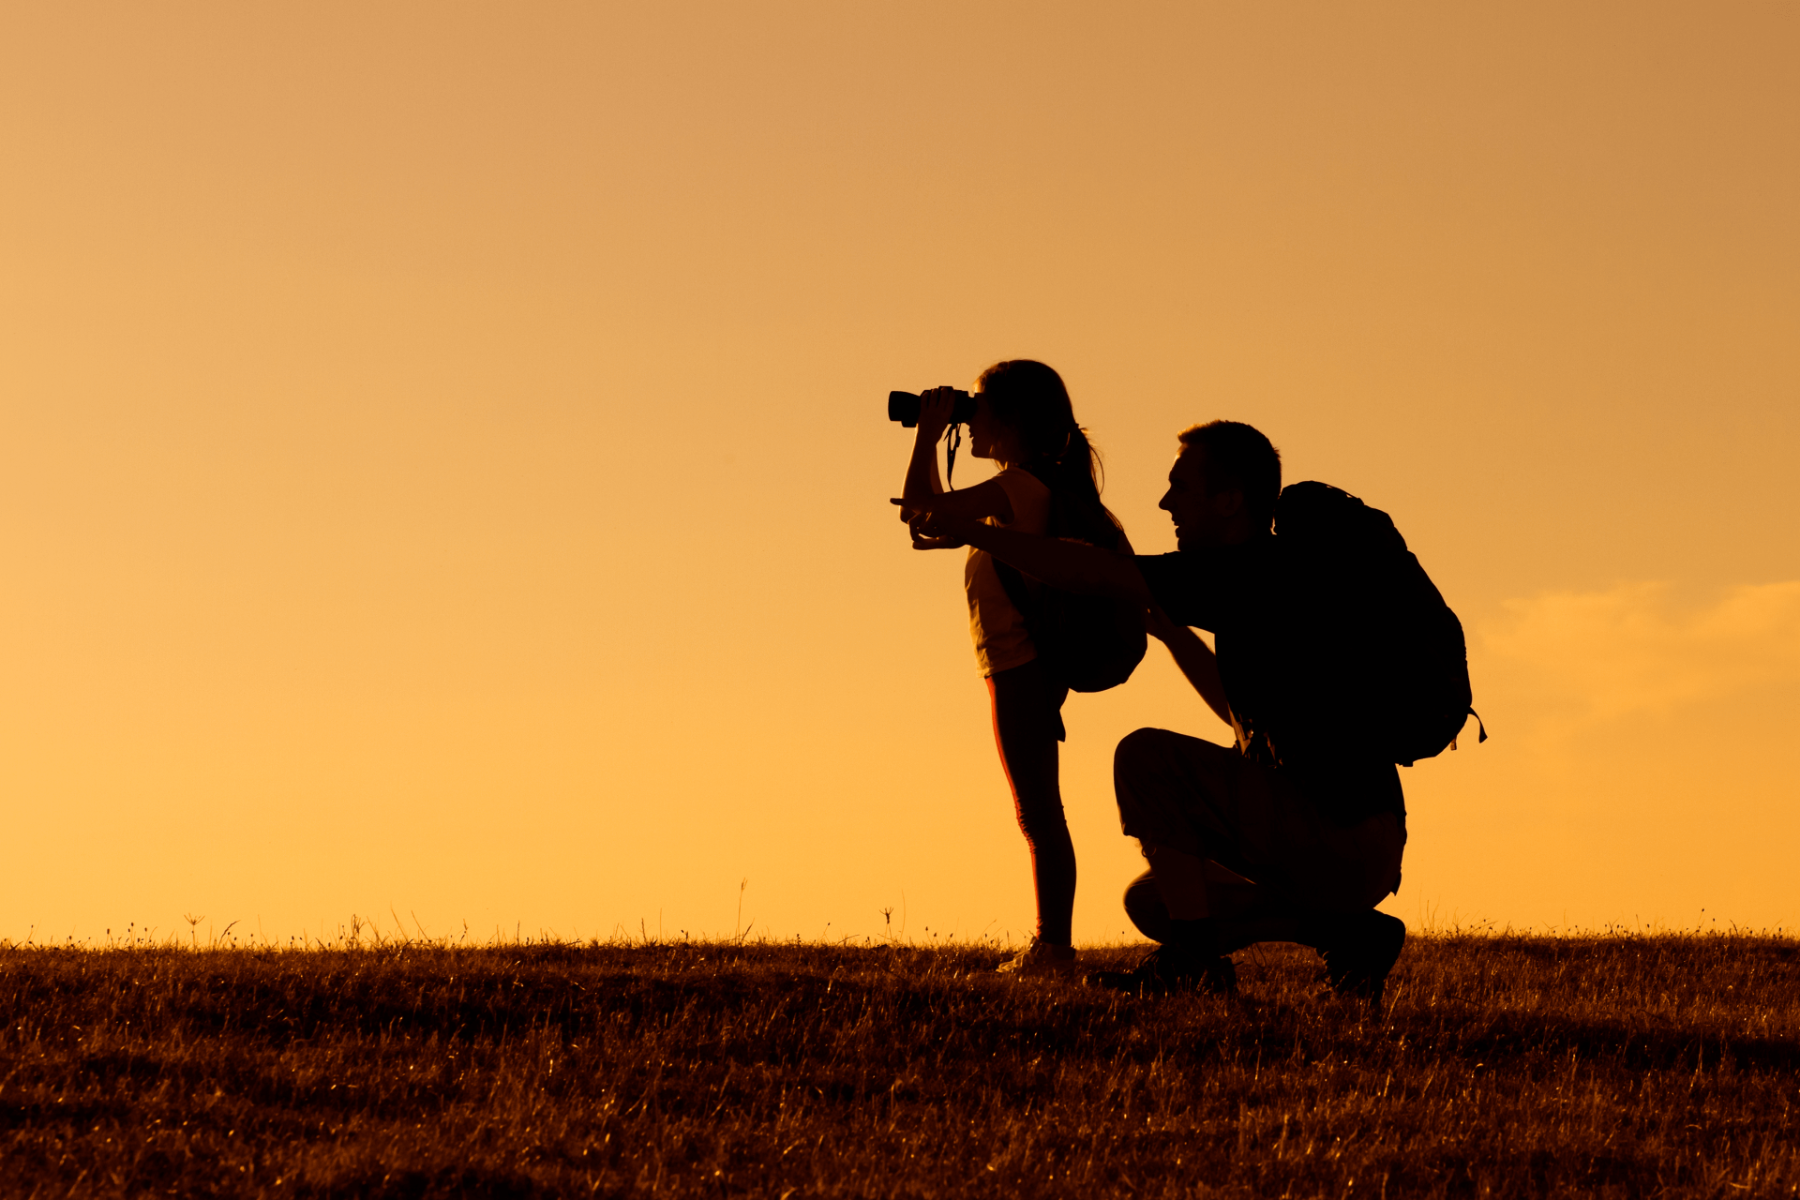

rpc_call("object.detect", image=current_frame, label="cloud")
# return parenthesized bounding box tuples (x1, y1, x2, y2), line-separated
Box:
(1475, 581, 1800, 720)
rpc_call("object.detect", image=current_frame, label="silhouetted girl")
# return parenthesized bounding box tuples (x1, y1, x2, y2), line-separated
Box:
(899, 360, 1129, 976)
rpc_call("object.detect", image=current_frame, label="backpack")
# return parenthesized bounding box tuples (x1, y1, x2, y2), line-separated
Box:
(1273, 481, 1482, 766)
(989, 460, 1147, 693)
(995, 557, 1148, 693)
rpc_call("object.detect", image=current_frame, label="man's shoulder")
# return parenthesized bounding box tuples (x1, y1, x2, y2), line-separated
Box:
(1139, 541, 1305, 627)
(1135, 544, 1271, 619)
(1135, 540, 1279, 576)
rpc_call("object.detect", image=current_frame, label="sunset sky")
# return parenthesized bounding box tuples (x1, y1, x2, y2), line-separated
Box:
(3, 3, 1796, 946)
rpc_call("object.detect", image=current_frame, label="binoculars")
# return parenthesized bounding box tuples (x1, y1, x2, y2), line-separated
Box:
(887, 389, 977, 428)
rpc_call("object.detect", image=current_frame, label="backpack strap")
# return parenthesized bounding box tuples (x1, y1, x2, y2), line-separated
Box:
(1450, 708, 1489, 752)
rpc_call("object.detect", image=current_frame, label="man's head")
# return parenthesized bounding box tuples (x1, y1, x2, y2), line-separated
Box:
(1159, 420, 1281, 549)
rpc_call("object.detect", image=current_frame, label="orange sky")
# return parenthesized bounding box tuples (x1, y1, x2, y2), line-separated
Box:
(2, 3, 1796, 945)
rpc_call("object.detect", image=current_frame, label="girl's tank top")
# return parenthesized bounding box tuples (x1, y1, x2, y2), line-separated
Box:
(963, 467, 1053, 676)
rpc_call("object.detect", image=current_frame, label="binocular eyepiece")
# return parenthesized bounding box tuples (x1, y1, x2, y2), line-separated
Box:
(888, 389, 977, 428)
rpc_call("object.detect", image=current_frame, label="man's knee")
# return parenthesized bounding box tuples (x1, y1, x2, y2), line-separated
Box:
(1112, 729, 1197, 862)
(1114, 727, 1199, 830)
(1114, 727, 1183, 786)
(1122, 868, 1172, 944)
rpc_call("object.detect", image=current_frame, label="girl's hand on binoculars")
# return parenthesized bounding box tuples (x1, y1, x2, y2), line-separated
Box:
(915, 388, 958, 439)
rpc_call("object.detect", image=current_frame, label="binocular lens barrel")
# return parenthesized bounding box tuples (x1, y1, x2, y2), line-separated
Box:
(888, 389, 977, 428)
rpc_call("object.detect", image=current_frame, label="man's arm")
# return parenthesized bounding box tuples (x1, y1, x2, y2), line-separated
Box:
(1146, 605, 1232, 726)
(911, 511, 1151, 605)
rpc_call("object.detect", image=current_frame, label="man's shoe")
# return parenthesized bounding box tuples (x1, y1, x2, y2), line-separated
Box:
(1089, 945, 1237, 996)
(996, 939, 1078, 979)
(1318, 911, 1406, 1004)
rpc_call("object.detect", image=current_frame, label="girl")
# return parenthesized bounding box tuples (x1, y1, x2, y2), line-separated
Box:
(899, 360, 1129, 976)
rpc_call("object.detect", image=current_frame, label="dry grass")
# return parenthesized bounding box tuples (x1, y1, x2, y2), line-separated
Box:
(2, 930, 1797, 1198)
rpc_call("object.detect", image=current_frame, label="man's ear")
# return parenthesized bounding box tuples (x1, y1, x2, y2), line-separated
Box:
(1211, 488, 1246, 517)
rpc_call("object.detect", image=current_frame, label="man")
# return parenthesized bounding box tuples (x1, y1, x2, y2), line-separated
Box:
(911, 420, 1409, 1004)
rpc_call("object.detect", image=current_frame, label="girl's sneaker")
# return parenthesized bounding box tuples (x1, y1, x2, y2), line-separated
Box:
(996, 940, 1078, 978)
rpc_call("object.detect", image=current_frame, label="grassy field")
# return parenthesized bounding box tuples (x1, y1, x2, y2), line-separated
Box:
(2, 930, 1797, 1198)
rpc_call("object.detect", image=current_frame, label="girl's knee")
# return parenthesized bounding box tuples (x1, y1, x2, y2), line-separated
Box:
(1013, 800, 1071, 850)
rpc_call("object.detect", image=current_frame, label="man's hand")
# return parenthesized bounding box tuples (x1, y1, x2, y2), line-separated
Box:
(908, 507, 975, 549)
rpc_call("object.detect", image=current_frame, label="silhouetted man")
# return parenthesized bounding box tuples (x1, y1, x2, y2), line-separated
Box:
(911, 420, 1408, 1003)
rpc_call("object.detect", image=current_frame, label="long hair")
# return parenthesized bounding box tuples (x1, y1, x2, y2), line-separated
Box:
(976, 359, 1125, 551)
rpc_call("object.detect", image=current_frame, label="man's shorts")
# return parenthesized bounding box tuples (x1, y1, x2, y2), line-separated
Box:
(1114, 727, 1405, 913)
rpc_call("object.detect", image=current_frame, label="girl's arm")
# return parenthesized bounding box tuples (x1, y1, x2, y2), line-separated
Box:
(900, 423, 945, 515)
(899, 388, 958, 517)
(893, 480, 1014, 553)
(897, 387, 1013, 532)
(1146, 604, 1232, 726)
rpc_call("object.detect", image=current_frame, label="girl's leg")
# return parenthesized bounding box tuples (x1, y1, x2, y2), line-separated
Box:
(987, 661, 1075, 946)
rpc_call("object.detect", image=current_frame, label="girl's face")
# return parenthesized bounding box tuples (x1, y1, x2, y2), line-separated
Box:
(967, 392, 1022, 464)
